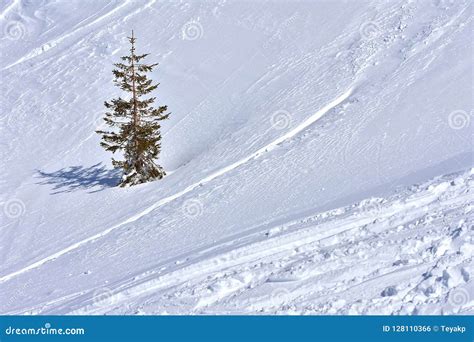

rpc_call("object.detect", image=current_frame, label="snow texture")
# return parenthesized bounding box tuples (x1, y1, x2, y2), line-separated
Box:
(0, 0, 472, 315)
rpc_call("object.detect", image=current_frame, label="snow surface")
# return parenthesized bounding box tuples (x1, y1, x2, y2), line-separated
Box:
(0, 0, 473, 315)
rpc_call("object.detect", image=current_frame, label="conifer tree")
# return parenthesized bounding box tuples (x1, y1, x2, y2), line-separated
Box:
(97, 31, 170, 187)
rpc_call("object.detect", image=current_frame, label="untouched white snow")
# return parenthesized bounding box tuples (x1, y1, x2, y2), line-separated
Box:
(0, 0, 473, 315)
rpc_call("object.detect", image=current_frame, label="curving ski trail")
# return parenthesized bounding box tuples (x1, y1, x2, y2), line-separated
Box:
(0, 87, 353, 284)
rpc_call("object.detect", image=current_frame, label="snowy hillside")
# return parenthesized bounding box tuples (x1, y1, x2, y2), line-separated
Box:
(0, 0, 472, 315)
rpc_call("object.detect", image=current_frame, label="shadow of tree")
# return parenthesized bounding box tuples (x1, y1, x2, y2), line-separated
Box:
(36, 163, 121, 194)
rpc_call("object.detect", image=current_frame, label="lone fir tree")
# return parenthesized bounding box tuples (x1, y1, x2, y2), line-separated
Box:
(97, 31, 170, 187)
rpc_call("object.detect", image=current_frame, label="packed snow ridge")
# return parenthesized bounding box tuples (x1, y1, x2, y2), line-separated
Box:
(0, 0, 472, 315)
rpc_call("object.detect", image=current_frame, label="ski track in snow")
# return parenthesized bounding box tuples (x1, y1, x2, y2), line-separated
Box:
(1, 0, 157, 71)
(92, 174, 473, 315)
(0, 88, 353, 284)
(1, 0, 472, 316)
(100, 173, 472, 315)
(11, 168, 472, 315)
(0, 0, 18, 20)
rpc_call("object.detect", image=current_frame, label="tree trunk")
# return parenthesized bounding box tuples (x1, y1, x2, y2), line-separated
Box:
(130, 30, 141, 172)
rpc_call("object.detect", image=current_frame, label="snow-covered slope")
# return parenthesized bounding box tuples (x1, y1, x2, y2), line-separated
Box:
(0, 0, 472, 315)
